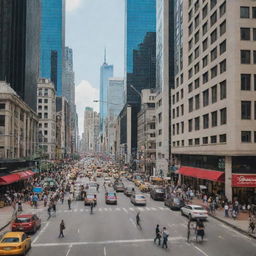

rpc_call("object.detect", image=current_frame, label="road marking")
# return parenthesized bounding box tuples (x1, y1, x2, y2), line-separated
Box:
(80, 209, 83, 212)
(150, 207, 157, 211)
(218, 235, 224, 240)
(77, 229, 80, 233)
(104, 208, 108, 211)
(136, 207, 144, 212)
(145, 207, 151, 211)
(108, 208, 112, 211)
(193, 245, 209, 256)
(122, 208, 128, 213)
(74, 209, 78, 212)
(129, 207, 135, 211)
(33, 222, 49, 244)
(158, 207, 165, 210)
(98, 208, 102, 212)
(33, 237, 185, 247)
(64, 210, 69, 213)
(104, 246, 107, 256)
(116, 207, 121, 211)
(65, 245, 72, 256)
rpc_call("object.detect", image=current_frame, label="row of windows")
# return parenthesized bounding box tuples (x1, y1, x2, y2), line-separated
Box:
(38, 105, 48, 111)
(241, 131, 256, 143)
(38, 112, 48, 119)
(240, 6, 256, 19)
(38, 88, 49, 96)
(241, 101, 256, 120)
(38, 98, 48, 104)
(240, 50, 256, 64)
(241, 74, 256, 91)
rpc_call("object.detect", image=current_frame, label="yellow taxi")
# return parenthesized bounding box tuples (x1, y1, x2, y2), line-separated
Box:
(134, 179, 142, 187)
(139, 182, 151, 192)
(0, 232, 31, 255)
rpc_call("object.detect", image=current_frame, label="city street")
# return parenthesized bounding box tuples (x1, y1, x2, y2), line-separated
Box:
(25, 177, 256, 256)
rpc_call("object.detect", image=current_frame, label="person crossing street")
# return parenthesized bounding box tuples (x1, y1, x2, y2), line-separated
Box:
(154, 224, 161, 246)
(162, 227, 169, 249)
(58, 220, 65, 238)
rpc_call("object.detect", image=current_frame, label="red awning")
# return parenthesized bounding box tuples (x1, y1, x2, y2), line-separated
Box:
(0, 174, 21, 185)
(178, 166, 225, 183)
(17, 170, 35, 180)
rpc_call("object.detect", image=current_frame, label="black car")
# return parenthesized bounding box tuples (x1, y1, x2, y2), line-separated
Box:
(164, 195, 185, 210)
(124, 186, 135, 197)
(113, 182, 125, 192)
(150, 187, 165, 201)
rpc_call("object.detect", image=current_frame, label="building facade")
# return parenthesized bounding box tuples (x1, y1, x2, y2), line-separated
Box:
(0, 82, 38, 159)
(40, 0, 65, 96)
(137, 89, 156, 176)
(0, 0, 40, 111)
(172, 0, 256, 202)
(37, 78, 56, 159)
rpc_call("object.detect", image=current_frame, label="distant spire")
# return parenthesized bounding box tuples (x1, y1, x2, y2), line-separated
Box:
(104, 48, 107, 64)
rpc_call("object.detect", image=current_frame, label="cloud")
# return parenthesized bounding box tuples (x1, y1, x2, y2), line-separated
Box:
(66, 0, 82, 12)
(75, 80, 99, 136)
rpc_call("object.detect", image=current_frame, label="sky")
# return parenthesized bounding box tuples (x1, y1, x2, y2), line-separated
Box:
(65, 0, 125, 135)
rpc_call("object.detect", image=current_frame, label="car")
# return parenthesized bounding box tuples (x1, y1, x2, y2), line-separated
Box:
(84, 193, 97, 206)
(150, 187, 165, 201)
(0, 232, 31, 255)
(124, 186, 135, 197)
(105, 192, 117, 204)
(11, 214, 41, 234)
(180, 205, 208, 220)
(139, 182, 150, 192)
(130, 194, 146, 206)
(113, 182, 125, 192)
(104, 177, 111, 184)
(164, 196, 185, 210)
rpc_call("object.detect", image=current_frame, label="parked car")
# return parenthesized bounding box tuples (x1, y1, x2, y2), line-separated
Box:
(164, 196, 185, 210)
(84, 193, 97, 206)
(180, 205, 208, 220)
(124, 186, 135, 197)
(150, 187, 165, 201)
(105, 192, 117, 204)
(113, 182, 125, 192)
(11, 214, 41, 234)
(0, 232, 31, 255)
(130, 194, 146, 206)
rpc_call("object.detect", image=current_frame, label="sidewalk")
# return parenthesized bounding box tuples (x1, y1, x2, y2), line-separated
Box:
(192, 198, 256, 239)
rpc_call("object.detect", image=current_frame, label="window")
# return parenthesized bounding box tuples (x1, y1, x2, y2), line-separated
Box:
(181, 89, 184, 99)
(211, 47, 217, 61)
(195, 46, 200, 59)
(240, 7, 250, 18)
(181, 104, 184, 115)
(176, 92, 180, 102)
(202, 4, 208, 19)
(194, 15, 200, 29)
(181, 122, 184, 133)
(241, 74, 251, 90)
(44, 89, 48, 96)
(253, 7, 256, 18)
(195, 138, 200, 145)
(189, 39, 193, 50)
(189, 23, 193, 35)
(176, 107, 179, 117)
(195, 0, 199, 12)
(194, 78, 200, 89)
(219, 134, 227, 143)
(189, 119, 193, 132)
(189, 53, 193, 65)
(189, 68, 193, 79)
(219, 40, 226, 55)
(44, 106, 48, 110)
(241, 131, 251, 142)
(203, 22, 208, 35)
(254, 51, 256, 64)
(203, 114, 209, 129)
(189, 9, 193, 21)
(38, 113, 42, 118)
(211, 85, 217, 103)
(240, 28, 250, 40)
(203, 137, 208, 144)
(219, 1, 226, 17)
(189, 97, 193, 112)
(211, 135, 217, 143)
(255, 131, 256, 143)
(44, 130, 48, 135)
(44, 123, 48, 128)
(181, 74, 184, 84)
(241, 50, 251, 64)
(195, 117, 200, 130)
(39, 123, 42, 128)
(189, 139, 193, 146)
(210, 11, 217, 26)
(195, 94, 200, 110)
(44, 113, 48, 119)
(38, 99, 42, 103)
(212, 111, 218, 127)
(0, 115, 5, 135)
(255, 102, 256, 119)
(172, 124, 175, 135)
(253, 29, 256, 41)
(220, 60, 226, 73)
(38, 105, 42, 110)
(44, 99, 48, 103)
(220, 20, 226, 36)
(210, 0, 217, 9)
(203, 89, 209, 106)
(220, 108, 227, 125)
(202, 55, 208, 67)
(211, 65, 218, 78)
(211, 29, 217, 44)
(203, 72, 208, 84)
(241, 101, 251, 119)
(188, 83, 193, 93)
(203, 38, 208, 51)
(172, 95, 175, 104)
(176, 124, 179, 135)
(220, 80, 227, 99)
(255, 75, 256, 90)
(194, 63, 200, 74)
(159, 129, 162, 135)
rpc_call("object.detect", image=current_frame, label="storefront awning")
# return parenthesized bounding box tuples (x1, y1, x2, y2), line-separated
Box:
(17, 170, 35, 180)
(0, 174, 21, 185)
(178, 166, 225, 183)
(232, 174, 256, 187)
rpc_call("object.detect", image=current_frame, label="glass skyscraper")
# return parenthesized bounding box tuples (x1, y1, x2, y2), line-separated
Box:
(40, 0, 65, 96)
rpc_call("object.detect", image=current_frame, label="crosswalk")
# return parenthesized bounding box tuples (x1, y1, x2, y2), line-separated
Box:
(40, 206, 170, 214)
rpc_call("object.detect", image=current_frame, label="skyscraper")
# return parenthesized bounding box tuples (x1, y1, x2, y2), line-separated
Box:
(99, 53, 113, 131)
(0, 0, 40, 111)
(40, 0, 65, 96)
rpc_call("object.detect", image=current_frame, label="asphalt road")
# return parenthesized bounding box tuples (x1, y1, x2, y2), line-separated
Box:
(25, 177, 256, 256)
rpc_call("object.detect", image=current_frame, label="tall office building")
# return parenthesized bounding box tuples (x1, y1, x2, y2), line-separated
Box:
(99, 54, 113, 131)
(172, 0, 256, 202)
(40, 0, 65, 96)
(0, 0, 40, 111)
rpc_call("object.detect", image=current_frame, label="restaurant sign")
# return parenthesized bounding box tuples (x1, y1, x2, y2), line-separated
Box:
(232, 174, 256, 187)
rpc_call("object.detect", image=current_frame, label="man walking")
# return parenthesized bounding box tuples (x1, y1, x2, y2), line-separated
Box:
(162, 227, 169, 249)
(154, 224, 161, 246)
(58, 220, 65, 238)
(68, 196, 72, 210)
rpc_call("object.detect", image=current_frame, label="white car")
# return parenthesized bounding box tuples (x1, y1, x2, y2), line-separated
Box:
(180, 204, 208, 220)
(130, 194, 147, 206)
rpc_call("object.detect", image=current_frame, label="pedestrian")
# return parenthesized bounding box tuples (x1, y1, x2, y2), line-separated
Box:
(52, 202, 56, 216)
(154, 224, 161, 245)
(97, 183, 99, 192)
(162, 227, 169, 249)
(58, 220, 65, 238)
(47, 205, 52, 220)
(224, 203, 229, 217)
(68, 196, 71, 210)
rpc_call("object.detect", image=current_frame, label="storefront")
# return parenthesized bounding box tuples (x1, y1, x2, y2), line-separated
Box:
(232, 174, 256, 204)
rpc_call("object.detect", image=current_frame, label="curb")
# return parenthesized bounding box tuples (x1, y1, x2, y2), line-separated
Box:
(209, 213, 256, 240)
(0, 209, 17, 233)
